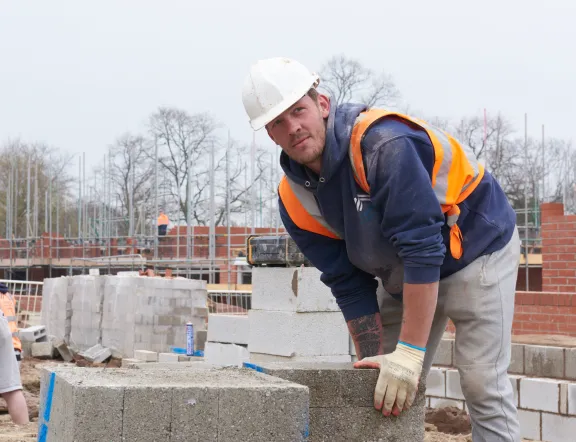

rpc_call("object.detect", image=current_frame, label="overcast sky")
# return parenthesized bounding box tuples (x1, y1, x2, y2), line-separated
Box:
(1, 0, 574, 176)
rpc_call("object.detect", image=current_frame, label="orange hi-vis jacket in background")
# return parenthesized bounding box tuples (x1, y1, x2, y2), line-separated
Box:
(0, 292, 22, 352)
(279, 108, 485, 260)
(157, 213, 169, 226)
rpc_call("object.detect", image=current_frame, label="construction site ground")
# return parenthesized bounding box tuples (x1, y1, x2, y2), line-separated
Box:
(0, 358, 542, 442)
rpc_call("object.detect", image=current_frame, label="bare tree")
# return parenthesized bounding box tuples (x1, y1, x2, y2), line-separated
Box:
(318, 54, 400, 107)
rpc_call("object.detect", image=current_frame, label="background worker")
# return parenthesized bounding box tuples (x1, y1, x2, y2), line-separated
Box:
(0, 283, 29, 425)
(157, 210, 169, 237)
(242, 57, 521, 442)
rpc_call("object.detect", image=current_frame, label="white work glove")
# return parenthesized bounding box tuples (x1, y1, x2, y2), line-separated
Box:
(354, 342, 425, 416)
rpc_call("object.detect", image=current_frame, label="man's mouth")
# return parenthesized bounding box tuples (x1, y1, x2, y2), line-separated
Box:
(292, 136, 310, 148)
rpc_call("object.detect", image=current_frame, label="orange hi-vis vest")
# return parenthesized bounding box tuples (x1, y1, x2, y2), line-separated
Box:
(157, 213, 169, 226)
(0, 292, 22, 352)
(279, 108, 485, 260)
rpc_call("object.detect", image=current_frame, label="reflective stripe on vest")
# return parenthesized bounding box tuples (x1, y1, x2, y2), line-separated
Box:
(278, 176, 341, 239)
(0, 293, 22, 352)
(349, 109, 485, 260)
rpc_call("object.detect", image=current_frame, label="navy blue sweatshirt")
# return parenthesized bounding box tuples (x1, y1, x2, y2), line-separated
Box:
(279, 102, 517, 322)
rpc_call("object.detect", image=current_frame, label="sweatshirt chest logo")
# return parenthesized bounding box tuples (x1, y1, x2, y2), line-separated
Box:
(354, 193, 371, 212)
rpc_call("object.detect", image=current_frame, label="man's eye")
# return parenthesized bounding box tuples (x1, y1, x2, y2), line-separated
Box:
(294, 107, 305, 113)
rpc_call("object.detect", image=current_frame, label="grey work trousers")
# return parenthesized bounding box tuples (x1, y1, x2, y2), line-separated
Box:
(378, 228, 521, 442)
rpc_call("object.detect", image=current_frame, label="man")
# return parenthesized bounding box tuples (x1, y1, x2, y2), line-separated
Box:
(0, 282, 22, 364)
(242, 57, 521, 441)
(157, 210, 169, 237)
(0, 283, 29, 425)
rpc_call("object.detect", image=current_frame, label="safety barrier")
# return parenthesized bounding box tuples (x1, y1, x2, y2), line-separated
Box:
(207, 290, 251, 315)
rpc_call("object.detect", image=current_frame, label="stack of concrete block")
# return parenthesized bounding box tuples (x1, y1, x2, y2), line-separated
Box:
(69, 275, 105, 351)
(41, 276, 72, 342)
(248, 267, 350, 363)
(246, 361, 426, 442)
(38, 365, 309, 441)
(205, 314, 250, 367)
(101, 277, 208, 358)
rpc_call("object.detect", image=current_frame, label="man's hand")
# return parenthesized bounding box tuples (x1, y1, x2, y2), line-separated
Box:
(354, 342, 425, 416)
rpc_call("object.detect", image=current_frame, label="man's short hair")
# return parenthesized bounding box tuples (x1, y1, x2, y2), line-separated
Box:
(307, 88, 319, 102)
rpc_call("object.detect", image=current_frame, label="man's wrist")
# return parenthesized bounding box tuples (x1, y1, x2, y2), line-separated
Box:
(398, 340, 426, 352)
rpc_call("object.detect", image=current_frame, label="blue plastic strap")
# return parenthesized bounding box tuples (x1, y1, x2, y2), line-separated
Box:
(398, 341, 426, 352)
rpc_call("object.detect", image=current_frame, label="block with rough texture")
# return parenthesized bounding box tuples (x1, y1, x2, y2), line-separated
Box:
(569, 383, 576, 415)
(517, 409, 541, 441)
(41, 276, 72, 341)
(433, 339, 453, 366)
(446, 369, 464, 400)
(54, 340, 74, 362)
(520, 377, 565, 413)
(18, 325, 47, 342)
(69, 275, 105, 351)
(245, 361, 426, 442)
(38, 365, 309, 442)
(205, 342, 249, 367)
(252, 267, 340, 312)
(250, 353, 351, 364)
(524, 344, 564, 378)
(80, 344, 111, 363)
(509, 343, 525, 374)
(249, 310, 348, 357)
(565, 348, 576, 380)
(542, 412, 576, 442)
(195, 329, 207, 351)
(134, 350, 158, 362)
(122, 360, 211, 370)
(207, 314, 249, 345)
(429, 397, 464, 410)
(158, 352, 190, 362)
(32, 341, 57, 359)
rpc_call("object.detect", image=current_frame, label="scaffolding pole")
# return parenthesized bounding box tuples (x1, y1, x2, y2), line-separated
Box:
(226, 131, 231, 288)
(523, 113, 529, 291)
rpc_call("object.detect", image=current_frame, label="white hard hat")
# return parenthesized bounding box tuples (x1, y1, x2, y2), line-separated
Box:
(242, 57, 320, 131)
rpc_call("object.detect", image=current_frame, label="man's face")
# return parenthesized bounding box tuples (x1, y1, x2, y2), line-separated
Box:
(266, 94, 330, 168)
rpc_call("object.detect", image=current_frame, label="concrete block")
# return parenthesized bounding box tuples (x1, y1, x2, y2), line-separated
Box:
(509, 343, 525, 374)
(39, 365, 309, 442)
(349, 335, 356, 356)
(245, 361, 426, 442)
(32, 341, 57, 359)
(520, 377, 564, 413)
(561, 382, 569, 414)
(121, 358, 140, 367)
(207, 314, 249, 345)
(565, 348, 576, 380)
(205, 342, 249, 367)
(249, 310, 348, 357)
(433, 339, 453, 366)
(134, 350, 158, 362)
(425, 367, 446, 397)
(124, 360, 211, 370)
(193, 306, 209, 317)
(249, 353, 351, 363)
(196, 329, 207, 351)
(509, 374, 523, 407)
(54, 339, 74, 362)
(446, 369, 464, 400)
(524, 344, 564, 378)
(158, 353, 190, 362)
(518, 409, 541, 441)
(18, 325, 47, 342)
(429, 397, 464, 410)
(569, 383, 576, 415)
(542, 412, 576, 442)
(252, 267, 340, 312)
(80, 344, 112, 363)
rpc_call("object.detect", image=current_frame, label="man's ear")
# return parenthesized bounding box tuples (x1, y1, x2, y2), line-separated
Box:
(318, 94, 330, 119)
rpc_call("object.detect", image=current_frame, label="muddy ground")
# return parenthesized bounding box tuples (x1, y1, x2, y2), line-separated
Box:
(0, 358, 539, 442)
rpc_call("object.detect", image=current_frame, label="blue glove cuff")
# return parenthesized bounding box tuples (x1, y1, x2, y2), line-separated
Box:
(398, 341, 426, 352)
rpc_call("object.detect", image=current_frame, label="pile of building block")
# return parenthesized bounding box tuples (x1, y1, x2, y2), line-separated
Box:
(248, 267, 350, 363)
(40, 275, 208, 358)
(204, 314, 250, 367)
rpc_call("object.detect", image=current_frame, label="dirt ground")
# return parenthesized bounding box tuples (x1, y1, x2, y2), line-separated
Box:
(0, 358, 540, 442)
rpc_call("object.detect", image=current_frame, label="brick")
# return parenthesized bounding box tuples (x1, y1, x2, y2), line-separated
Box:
(39, 365, 309, 442)
(18, 325, 47, 342)
(509, 343, 524, 374)
(207, 314, 249, 345)
(425, 367, 446, 397)
(429, 397, 464, 410)
(432, 339, 453, 366)
(524, 345, 564, 378)
(517, 409, 541, 441)
(542, 412, 576, 442)
(204, 342, 249, 367)
(252, 267, 340, 312)
(31, 341, 57, 359)
(520, 378, 564, 413)
(445, 369, 464, 400)
(248, 310, 348, 357)
(134, 350, 158, 362)
(565, 348, 576, 380)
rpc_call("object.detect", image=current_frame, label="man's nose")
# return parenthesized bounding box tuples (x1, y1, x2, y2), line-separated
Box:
(285, 117, 302, 135)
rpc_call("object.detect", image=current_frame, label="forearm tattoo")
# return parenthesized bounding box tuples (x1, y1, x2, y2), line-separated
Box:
(347, 314, 384, 359)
